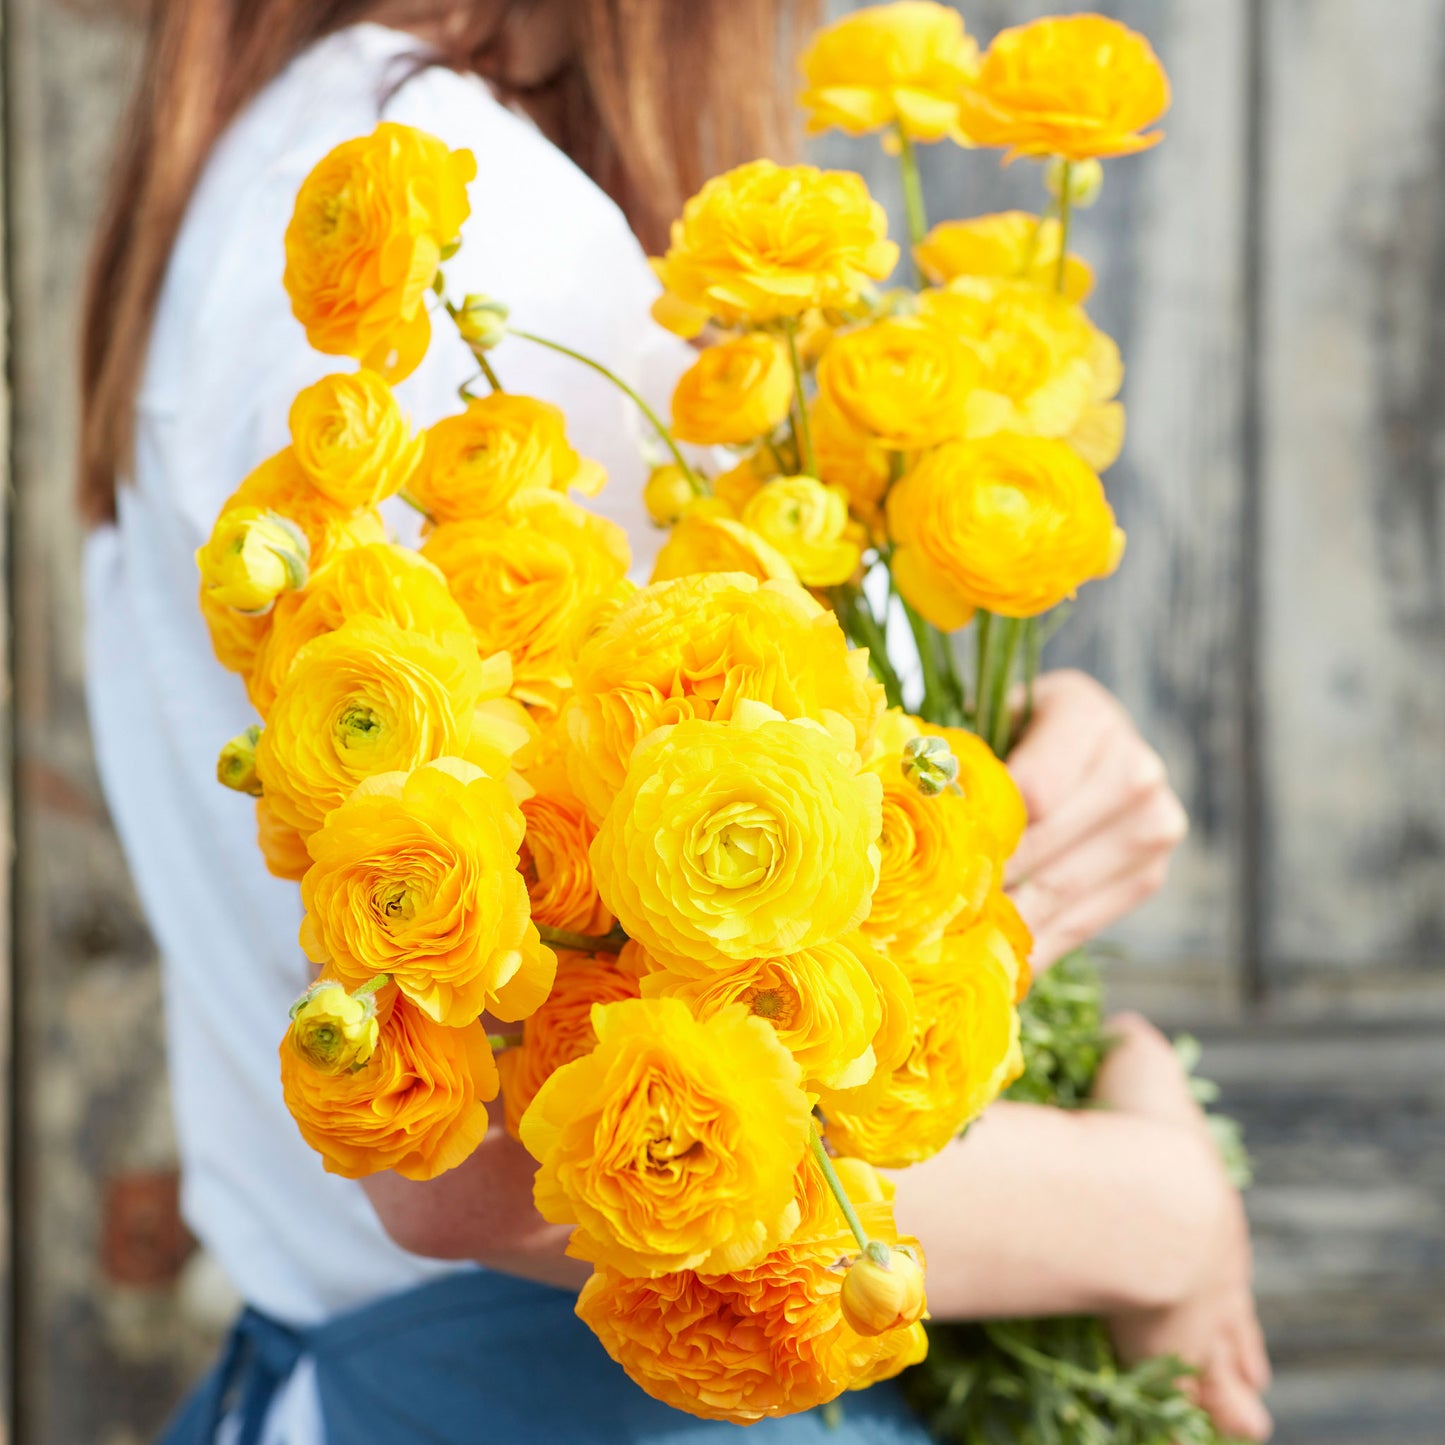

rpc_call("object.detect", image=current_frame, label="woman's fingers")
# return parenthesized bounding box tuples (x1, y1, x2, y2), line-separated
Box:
(1089, 1011, 1202, 1128)
(1198, 1350, 1274, 1441)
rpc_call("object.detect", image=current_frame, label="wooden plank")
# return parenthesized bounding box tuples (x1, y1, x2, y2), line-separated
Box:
(1258, 0, 1445, 998)
(819, 1, 1256, 1007)
(2, 1, 220, 1441)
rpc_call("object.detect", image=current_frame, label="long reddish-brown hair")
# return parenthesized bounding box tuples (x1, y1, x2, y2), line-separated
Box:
(79, 0, 818, 524)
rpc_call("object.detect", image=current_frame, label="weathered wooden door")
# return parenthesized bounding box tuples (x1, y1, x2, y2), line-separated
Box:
(3, 2, 1442, 1441)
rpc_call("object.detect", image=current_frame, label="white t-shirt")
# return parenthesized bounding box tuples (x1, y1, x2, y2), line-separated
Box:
(83, 24, 692, 1442)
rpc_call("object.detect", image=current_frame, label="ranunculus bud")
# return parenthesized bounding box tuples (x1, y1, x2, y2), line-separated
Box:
(455, 293, 510, 350)
(839, 1242, 927, 1337)
(1046, 156, 1104, 209)
(196, 506, 309, 613)
(217, 725, 263, 796)
(288, 980, 380, 1076)
(901, 734, 960, 796)
(643, 464, 704, 528)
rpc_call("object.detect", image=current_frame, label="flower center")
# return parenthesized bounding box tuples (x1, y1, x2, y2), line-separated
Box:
(696, 802, 779, 889)
(336, 703, 383, 751)
(378, 881, 420, 929)
(742, 984, 798, 1029)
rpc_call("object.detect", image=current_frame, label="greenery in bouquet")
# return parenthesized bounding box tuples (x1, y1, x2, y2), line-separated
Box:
(184, 2, 1250, 1438)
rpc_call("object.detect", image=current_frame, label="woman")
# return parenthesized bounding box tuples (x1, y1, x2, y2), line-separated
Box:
(79, 2, 1270, 1442)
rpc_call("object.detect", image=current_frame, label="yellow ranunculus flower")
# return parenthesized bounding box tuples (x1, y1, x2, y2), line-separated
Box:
(196, 507, 309, 614)
(575, 1151, 924, 1421)
(563, 573, 884, 823)
(299, 760, 555, 1028)
(974, 885, 1035, 1003)
(422, 491, 630, 716)
(254, 615, 514, 836)
(496, 949, 642, 1139)
(201, 589, 272, 679)
(828, 920, 1023, 1168)
(250, 544, 469, 717)
(650, 513, 798, 587)
(283, 122, 475, 380)
(740, 476, 862, 588)
(288, 370, 423, 509)
(407, 393, 604, 525)
(256, 797, 313, 882)
(888, 434, 1124, 625)
(816, 316, 980, 450)
(671, 335, 794, 446)
(281, 989, 496, 1181)
(591, 703, 882, 966)
(960, 15, 1170, 162)
(862, 712, 996, 950)
(799, 1, 979, 144)
(637, 934, 883, 1092)
(914, 211, 1094, 301)
(225, 447, 388, 569)
(811, 395, 892, 530)
(521, 996, 811, 1276)
(653, 160, 898, 327)
(919, 722, 1029, 864)
(288, 979, 380, 1076)
(918, 277, 1124, 463)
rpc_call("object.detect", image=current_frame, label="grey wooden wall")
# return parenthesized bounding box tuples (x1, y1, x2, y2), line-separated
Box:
(1, 1, 1441, 1441)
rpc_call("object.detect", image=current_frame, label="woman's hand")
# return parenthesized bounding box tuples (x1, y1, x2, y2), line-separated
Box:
(1005, 669, 1189, 971)
(1094, 1014, 1273, 1441)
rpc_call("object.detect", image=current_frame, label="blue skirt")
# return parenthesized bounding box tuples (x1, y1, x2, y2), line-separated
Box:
(159, 1269, 932, 1444)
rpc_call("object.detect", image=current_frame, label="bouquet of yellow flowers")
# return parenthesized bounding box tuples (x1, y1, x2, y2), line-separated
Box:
(193, 4, 1215, 1434)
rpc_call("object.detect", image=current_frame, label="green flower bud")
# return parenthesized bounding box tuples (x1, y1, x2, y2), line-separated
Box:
(288, 979, 381, 1075)
(217, 725, 263, 796)
(1046, 156, 1104, 209)
(455, 294, 510, 350)
(901, 734, 959, 797)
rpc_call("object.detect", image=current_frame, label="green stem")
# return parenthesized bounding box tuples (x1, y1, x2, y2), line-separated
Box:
(902, 596, 945, 725)
(831, 586, 904, 711)
(986, 617, 1023, 757)
(536, 923, 627, 955)
(508, 328, 700, 487)
(973, 610, 995, 734)
(895, 127, 930, 266)
(809, 1125, 870, 1254)
(1020, 617, 1043, 738)
(1054, 159, 1075, 294)
(475, 352, 504, 394)
(783, 318, 817, 477)
(486, 1032, 524, 1051)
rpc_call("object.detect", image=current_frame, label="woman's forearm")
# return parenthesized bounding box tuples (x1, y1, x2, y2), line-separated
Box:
(889, 1100, 1228, 1319)
(361, 1100, 591, 1291)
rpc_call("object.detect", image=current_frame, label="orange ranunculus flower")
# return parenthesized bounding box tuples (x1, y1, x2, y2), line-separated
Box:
(670, 335, 794, 446)
(638, 935, 883, 1093)
(256, 797, 313, 882)
(496, 949, 642, 1139)
(914, 211, 1094, 301)
(249, 543, 470, 717)
(407, 393, 604, 525)
(816, 316, 980, 450)
(288, 370, 423, 509)
(200, 587, 273, 679)
(799, 1, 979, 144)
(653, 160, 898, 327)
(591, 704, 882, 967)
(225, 448, 389, 569)
(918, 721, 1029, 862)
(563, 573, 884, 822)
(917, 277, 1124, 466)
(299, 759, 554, 1027)
(828, 919, 1023, 1168)
(959, 15, 1170, 162)
(740, 477, 862, 588)
(811, 396, 892, 530)
(518, 785, 612, 937)
(283, 122, 475, 380)
(254, 615, 522, 836)
(280, 987, 495, 1180)
(521, 997, 812, 1276)
(887, 435, 1124, 627)
(575, 1151, 925, 1421)
(422, 491, 630, 715)
(650, 513, 798, 587)
(861, 711, 996, 950)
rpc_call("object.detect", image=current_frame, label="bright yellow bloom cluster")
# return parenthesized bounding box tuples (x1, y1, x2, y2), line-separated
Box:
(203, 11, 1176, 1409)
